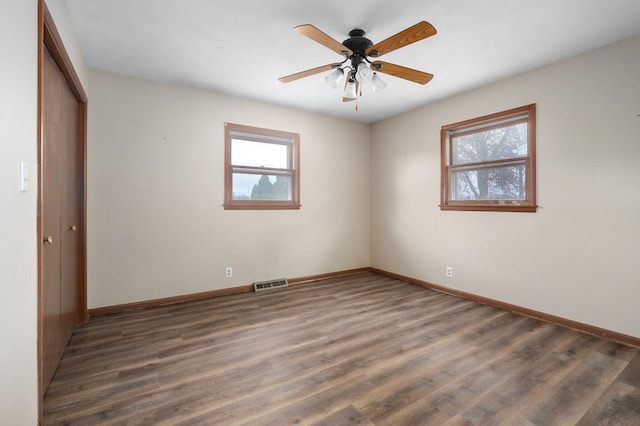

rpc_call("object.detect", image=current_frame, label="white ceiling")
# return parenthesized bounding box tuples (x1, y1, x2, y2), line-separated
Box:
(65, 0, 640, 123)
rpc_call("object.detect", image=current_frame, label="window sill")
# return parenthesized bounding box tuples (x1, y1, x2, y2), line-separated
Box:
(440, 204, 537, 213)
(224, 202, 301, 210)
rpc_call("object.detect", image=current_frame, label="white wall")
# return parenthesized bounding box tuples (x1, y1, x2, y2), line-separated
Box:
(87, 70, 370, 308)
(0, 2, 38, 422)
(371, 35, 640, 339)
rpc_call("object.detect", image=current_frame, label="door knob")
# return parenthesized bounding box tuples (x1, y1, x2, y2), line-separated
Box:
(70, 225, 77, 232)
(44, 236, 53, 244)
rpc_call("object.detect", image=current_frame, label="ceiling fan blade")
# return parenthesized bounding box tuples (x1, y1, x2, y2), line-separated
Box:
(371, 61, 434, 85)
(366, 21, 437, 57)
(294, 24, 353, 57)
(278, 63, 341, 83)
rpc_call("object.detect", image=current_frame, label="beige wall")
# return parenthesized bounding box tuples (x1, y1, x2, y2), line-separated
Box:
(0, 2, 38, 421)
(370, 35, 640, 338)
(87, 70, 371, 308)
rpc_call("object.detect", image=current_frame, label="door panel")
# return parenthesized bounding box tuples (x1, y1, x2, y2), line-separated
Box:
(60, 71, 80, 351)
(41, 45, 82, 391)
(42, 47, 63, 390)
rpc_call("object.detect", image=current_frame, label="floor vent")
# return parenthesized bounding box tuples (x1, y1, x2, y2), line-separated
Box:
(253, 278, 289, 292)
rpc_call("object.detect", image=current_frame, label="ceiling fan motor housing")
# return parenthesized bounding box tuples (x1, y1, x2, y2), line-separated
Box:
(343, 29, 375, 70)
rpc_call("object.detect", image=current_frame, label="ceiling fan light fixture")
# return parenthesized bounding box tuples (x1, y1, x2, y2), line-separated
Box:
(355, 62, 374, 83)
(343, 80, 357, 101)
(324, 67, 344, 89)
(371, 73, 387, 93)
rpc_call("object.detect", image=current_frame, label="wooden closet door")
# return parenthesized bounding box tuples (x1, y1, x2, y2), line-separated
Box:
(41, 45, 81, 391)
(59, 69, 81, 350)
(42, 46, 63, 390)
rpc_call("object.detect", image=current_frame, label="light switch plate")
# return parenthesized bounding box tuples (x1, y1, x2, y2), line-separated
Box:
(20, 161, 28, 192)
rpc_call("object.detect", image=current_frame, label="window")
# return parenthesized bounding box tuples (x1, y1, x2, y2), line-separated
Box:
(224, 122, 300, 210)
(440, 104, 537, 212)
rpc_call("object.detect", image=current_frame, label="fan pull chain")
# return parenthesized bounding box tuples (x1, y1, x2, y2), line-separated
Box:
(356, 87, 363, 111)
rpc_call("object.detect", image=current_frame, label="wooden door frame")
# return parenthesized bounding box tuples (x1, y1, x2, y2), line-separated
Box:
(37, 0, 88, 419)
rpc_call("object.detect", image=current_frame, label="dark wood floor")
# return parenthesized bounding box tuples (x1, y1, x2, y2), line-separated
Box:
(43, 273, 640, 425)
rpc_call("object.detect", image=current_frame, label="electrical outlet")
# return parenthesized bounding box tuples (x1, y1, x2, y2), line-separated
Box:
(225, 267, 232, 278)
(446, 266, 453, 278)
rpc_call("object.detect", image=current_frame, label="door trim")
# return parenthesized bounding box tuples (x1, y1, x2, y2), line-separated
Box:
(37, 0, 87, 420)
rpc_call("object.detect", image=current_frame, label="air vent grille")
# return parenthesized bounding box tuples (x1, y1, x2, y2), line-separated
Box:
(253, 278, 289, 292)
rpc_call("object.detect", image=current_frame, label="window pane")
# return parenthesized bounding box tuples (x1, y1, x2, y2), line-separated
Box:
(451, 163, 526, 200)
(231, 139, 288, 168)
(453, 122, 527, 165)
(231, 173, 292, 201)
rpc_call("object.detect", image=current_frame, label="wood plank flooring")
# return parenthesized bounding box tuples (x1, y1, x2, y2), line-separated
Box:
(43, 273, 640, 425)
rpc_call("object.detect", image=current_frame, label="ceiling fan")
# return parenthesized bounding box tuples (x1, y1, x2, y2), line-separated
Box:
(278, 21, 437, 106)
